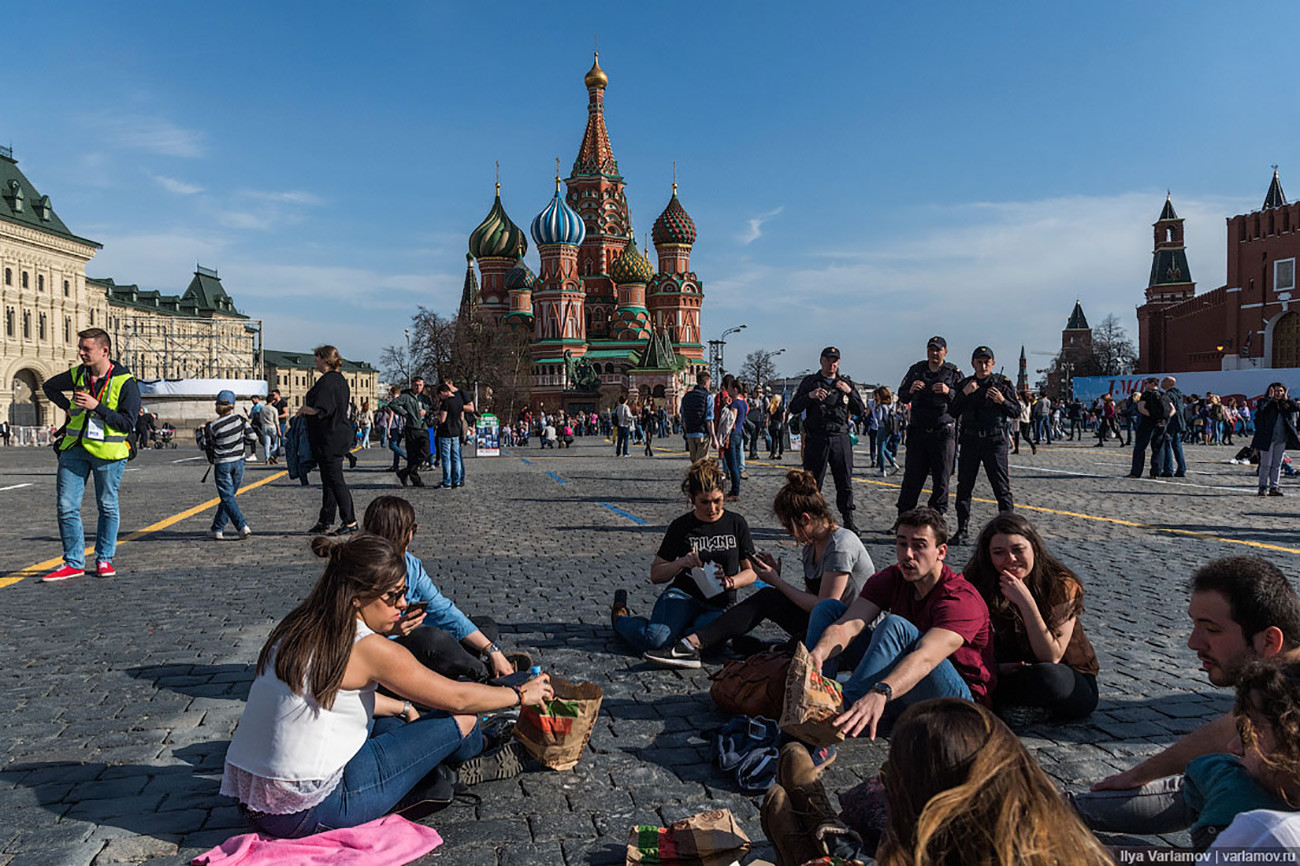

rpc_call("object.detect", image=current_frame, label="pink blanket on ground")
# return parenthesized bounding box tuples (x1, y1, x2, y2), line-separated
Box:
(191, 814, 443, 865)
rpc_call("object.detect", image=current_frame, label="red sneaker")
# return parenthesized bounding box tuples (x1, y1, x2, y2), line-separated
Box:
(40, 563, 84, 583)
(95, 561, 117, 578)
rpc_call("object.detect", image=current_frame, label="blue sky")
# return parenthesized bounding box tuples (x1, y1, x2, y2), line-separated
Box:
(7, 2, 1299, 382)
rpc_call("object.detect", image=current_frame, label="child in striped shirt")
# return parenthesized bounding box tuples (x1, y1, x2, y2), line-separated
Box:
(204, 390, 257, 540)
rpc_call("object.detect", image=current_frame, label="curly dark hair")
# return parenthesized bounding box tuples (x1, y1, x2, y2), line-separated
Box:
(1235, 659, 1300, 805)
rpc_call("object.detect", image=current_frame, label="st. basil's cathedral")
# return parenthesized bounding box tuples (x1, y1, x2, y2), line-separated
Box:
(460, 53, 706, 413)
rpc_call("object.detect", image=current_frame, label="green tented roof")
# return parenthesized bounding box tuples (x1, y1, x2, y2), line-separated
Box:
(0, 149, 100, 248)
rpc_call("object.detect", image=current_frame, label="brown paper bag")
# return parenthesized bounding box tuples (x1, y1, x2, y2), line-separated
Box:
(512, 676, 603, 771)
(625, 808, 752, 865)
(779, 642, 846, 747)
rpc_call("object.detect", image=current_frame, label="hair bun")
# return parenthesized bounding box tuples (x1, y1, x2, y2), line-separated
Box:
(786, 469, 819, 494)
(310, 535, 341, 559)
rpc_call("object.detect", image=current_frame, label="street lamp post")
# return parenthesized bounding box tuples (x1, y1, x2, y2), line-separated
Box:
(709, 323, 747, 385)
(764, 348, 786, 390)
(403, 328, 411, 388)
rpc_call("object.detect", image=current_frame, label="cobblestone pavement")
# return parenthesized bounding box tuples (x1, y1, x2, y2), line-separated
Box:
(1, 434, 1296, 864)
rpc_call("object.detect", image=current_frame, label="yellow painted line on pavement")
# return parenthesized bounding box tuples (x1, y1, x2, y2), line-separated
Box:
(744, 459, 1300, 556)
(1, 469, 289, 589)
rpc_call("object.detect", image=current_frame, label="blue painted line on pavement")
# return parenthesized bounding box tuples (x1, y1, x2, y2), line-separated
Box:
(546, 471, 566, 484)
(598, 502, 648, 525)
(519, 458, 533, 464)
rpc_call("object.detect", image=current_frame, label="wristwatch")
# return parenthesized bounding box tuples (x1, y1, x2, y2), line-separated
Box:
(400, 700, 413, 721)
(871, 681, 893, 702)
(480, 642, 501, 660)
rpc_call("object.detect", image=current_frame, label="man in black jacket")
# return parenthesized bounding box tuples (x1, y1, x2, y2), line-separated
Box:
(948, 346, 1020, 546)
(789, 347, 867, 533)
(896, 336, 964, 518)
(1252, 382, 1300, 496)
(1127, 378, 1171, 479)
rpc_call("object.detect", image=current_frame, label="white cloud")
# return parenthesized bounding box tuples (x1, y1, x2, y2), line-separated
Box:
(218, 211, 275, 230)
(91, 112, 206, 158)
(703, 190, 1256, 382)
(150, 173, 203, 195)
(738, 206, 784, 245)
(242, 189, 325, 206)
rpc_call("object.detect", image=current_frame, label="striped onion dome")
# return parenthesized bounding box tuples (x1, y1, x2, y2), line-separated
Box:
(609, 237, 655, 285)
(469, 185, 528, 259)
(504, 258, 537, 291)
(531, 179, 587, 247)
(652, 185, 696, 246)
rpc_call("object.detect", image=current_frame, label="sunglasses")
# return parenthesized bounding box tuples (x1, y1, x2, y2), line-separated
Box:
(380, 584, 408, 606)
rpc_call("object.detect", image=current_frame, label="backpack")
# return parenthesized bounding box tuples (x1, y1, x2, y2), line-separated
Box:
(681, 387, 710, 434)
(879, 407, 897, 438)
(708, 648, 792, 718)
(196, 424, 217, 464)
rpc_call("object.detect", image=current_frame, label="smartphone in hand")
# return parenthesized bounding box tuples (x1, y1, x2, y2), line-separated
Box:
(403, 601, 429, 619)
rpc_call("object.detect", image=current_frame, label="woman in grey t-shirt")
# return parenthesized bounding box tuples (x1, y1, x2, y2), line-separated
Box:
(646, 470, 875, 666)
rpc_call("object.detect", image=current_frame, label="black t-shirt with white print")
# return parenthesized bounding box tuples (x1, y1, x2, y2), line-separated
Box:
(656, 510, 756, 609)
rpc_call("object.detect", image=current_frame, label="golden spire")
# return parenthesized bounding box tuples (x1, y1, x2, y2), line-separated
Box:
(585, 51, 608, 89)
(495, 160, 500, 197)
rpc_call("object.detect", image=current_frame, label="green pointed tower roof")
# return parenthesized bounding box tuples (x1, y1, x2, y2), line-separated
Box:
(1157, 194, 1179, 222)
(181, 266, 241, 316)
(1264, 168, 1287, 210)
(459, 253, 479, 316)
(469, 183, 528, 259)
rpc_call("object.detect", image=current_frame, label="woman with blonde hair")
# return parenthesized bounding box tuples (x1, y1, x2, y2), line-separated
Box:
(767, 393, 786, 460)
(876, 698, 1110, 865)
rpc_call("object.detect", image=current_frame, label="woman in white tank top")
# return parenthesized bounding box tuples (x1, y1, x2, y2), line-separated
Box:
(221, 533, 553, 837)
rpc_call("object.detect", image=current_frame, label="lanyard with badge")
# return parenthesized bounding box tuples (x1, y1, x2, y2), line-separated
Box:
(77, 364, 114, 441)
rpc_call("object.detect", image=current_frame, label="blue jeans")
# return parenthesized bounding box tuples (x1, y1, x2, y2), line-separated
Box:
(56, 446, 127, 569)
(725, 434, 743, 496)
(875, 432, 898, 470)
(614, 587, 724, 652)
(210, 460, 248, 533)
(260, 430, 276, 462)
(805, 601, 972, 706)
(1162, 427, 1187, 475)
(616, 426, 630, 456)
(438, 436, 463, 486)
(249, 712, 482, 838)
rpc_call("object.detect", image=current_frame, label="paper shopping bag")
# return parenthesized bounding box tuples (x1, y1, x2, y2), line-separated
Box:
(512, 676, 603, 771)
(779, 642, 845, 747)
(625, 809, 751, 866)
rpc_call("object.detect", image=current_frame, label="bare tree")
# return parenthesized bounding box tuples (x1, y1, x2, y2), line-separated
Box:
(739, 349, 781, 390)
(398, 307, 532, 421)
(378, 344, 412, 387)
(1090, 314, 1138, 376)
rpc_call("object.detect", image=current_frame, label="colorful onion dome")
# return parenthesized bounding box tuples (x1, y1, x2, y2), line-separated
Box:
(469, 184, 528, 259)
(504, 258, 537, 291)
(531, 178, 587, 247)
(609, 237, 655, 285)
(652, 184, 696, 246)
(584, 52, 608, 89)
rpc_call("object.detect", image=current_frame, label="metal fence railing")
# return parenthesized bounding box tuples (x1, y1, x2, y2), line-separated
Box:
(4, 426, 53, 447)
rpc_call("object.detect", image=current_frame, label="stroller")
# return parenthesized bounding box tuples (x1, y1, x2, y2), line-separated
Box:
(155, 427, 177, 449)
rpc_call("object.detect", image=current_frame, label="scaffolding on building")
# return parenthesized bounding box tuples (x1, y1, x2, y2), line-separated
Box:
(113, 316, 264, 381)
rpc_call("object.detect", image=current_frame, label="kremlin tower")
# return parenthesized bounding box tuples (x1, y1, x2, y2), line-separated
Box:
(462, 53, 707, 412)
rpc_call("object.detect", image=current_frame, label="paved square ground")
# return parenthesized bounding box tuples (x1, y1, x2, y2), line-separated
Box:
(1, 434, 1296, 864)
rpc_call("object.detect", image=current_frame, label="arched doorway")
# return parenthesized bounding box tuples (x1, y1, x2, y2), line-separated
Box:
(1274, 311, 1300, 368)
(10, 369, 42, 426)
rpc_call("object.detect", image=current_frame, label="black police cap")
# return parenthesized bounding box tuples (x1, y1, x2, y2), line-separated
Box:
(971, 346, 995, 361)
(821, 346, 841, 359)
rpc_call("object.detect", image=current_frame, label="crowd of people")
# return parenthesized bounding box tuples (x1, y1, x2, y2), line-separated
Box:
(27, 328, 1300, 860)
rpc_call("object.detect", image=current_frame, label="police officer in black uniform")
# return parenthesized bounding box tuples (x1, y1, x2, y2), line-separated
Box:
(949, 345, 1020, 545)
(789, 346, 867, 533)
(896, 335, 964, 518)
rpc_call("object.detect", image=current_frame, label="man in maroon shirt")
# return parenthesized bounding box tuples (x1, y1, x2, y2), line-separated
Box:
(806, 507, 994, 739)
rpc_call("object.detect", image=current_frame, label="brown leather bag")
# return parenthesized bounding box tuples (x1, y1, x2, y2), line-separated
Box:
(708, 649, 791, 718)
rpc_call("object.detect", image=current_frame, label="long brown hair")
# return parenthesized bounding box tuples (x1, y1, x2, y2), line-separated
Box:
(256, 533, 405, 709)
(877, 699, 1110, 865)
(963, 512, 1083, 635)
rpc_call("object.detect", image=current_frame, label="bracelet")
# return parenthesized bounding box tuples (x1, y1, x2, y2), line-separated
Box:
(509, 684, 523, 707)
(480, 642, 501, 660)
(400, 700, 412, 721)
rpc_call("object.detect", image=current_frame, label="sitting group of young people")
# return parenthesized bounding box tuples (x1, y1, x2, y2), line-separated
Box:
(612, 457, 1300, 859)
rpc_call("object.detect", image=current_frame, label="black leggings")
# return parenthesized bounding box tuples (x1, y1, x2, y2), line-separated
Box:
(995, 663, 1098, 720)
(692, 587, 810, 649)
(317, 455, 356, 527)
(395, 616, 499, 682)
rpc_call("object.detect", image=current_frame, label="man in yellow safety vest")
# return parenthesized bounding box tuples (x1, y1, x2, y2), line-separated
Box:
(39, 327, 141, 581)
